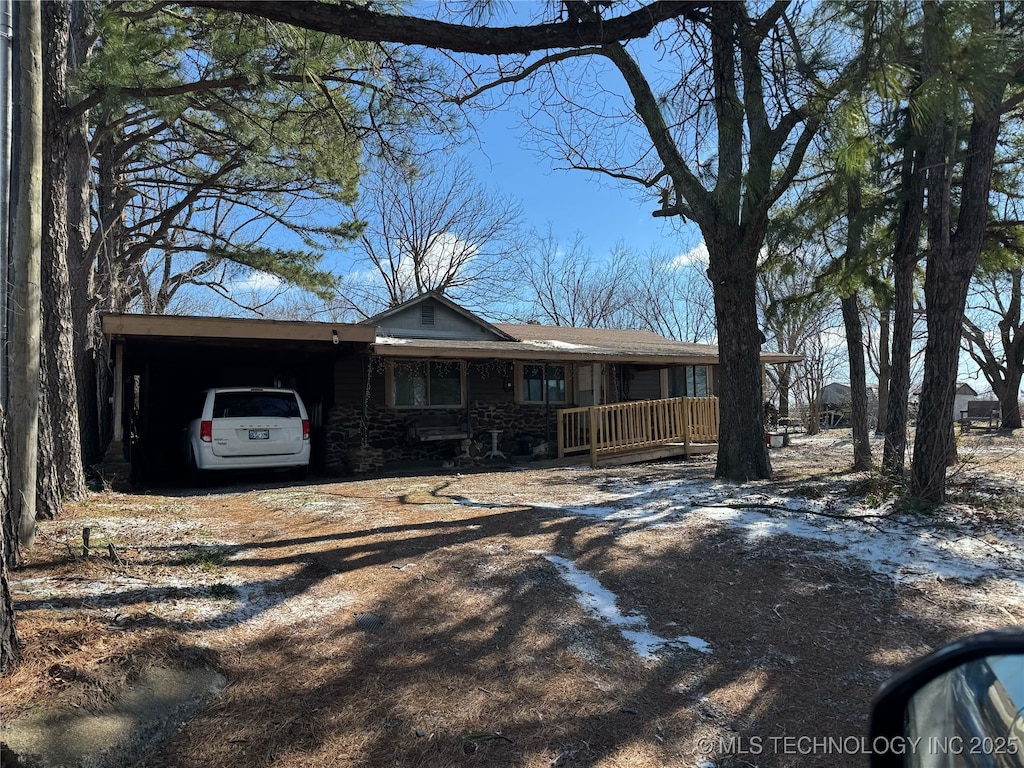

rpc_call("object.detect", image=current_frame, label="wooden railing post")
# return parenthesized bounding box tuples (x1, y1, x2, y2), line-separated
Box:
(683, 397, 692, 456)
(557, 408, 565, 459)
(589, 406, 598, 468)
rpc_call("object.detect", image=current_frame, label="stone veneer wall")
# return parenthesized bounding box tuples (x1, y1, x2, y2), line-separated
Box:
(324, 400, 560, 474)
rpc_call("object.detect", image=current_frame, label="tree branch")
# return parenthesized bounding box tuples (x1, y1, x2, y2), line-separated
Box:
(449, 48, 601, 104)
(180, 0, 708, 55)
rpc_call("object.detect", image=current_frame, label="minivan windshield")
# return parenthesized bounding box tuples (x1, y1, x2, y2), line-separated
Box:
(212, 392, 300, 419)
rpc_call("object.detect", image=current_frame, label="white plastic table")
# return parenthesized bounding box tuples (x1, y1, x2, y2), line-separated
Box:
(484, 429, 506, 459)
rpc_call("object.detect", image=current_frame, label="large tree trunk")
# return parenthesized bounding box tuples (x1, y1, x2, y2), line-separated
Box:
(911, 273, 969, 498)
(708, 234, 772, 481)
(996, 269, 1023, 430)
(11, 0, 42, 548)
(87, 130, 129, 460)
(39, 0, 86, 512)
(883, 133, 925, 477)
(68, 2, 101, 464)
(911, 3, 1004, 503)
(843, 177, 872, 471)
(995, 367, 1023, 431)
(875, 302, 891, 436)
(777, 364, 791, 420)
(842, 294, 872, 471)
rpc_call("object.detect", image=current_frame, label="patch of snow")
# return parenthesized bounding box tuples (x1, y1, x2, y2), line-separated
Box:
(519, 473, 1024, 601)
(540, 553, 711, 659)
(522, 339, 596, 350)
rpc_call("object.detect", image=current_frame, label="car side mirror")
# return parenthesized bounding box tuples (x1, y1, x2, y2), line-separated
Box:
(869, 629, 1024, 767)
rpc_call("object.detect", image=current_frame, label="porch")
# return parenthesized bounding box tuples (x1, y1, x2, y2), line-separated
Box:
(557, 396, 719, 468)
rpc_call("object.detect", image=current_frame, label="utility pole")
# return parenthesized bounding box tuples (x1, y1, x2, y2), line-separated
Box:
(0, 0, 13, 402)
(10, 0, 42, 550)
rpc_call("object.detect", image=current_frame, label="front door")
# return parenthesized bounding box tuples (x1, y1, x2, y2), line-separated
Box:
(576, 364, 603, 406)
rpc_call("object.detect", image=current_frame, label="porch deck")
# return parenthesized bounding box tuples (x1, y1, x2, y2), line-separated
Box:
(557, 397, 719, 468)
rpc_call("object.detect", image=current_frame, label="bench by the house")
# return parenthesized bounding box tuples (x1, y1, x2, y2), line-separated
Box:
(959, 400, 1001, 431)
(405, 410, 470, 442)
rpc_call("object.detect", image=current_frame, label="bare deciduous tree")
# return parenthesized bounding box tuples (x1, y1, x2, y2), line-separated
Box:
(514, 229, 715, 339)
(962, 262, 1024, 430)
(627, 247, 715, 343)
(516, 229, 633, 327)
(345, 156, 526, 316)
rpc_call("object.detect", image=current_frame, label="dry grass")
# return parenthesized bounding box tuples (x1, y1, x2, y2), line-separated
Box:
(5, 430, 1024, 767)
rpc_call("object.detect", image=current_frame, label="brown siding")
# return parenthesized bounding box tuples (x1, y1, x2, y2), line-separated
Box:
(333, 353, 368, 406)
(466, 360, 514, 402)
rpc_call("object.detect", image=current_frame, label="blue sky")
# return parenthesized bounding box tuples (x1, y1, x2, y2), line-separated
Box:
(461, 106, 699, 261)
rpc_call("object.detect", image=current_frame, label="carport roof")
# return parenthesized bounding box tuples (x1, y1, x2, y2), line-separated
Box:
(101, 313, 376, 344)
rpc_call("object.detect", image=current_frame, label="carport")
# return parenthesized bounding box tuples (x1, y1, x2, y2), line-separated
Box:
(102, 314, 375, 480)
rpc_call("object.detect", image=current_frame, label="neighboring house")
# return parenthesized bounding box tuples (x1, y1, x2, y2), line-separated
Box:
(102, 292, 800, 477)
(910, 382, 979, 423)
(817, 382, 880, 428)
(953, 383, 979, 423)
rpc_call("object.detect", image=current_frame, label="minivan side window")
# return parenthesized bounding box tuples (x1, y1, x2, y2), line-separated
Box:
(213, 392, 300, 419)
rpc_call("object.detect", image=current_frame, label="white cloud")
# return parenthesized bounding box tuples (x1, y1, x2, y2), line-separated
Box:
(397, 232, 477, 291)
(669, 243, 708, 269)
(232, 270, 283, 293)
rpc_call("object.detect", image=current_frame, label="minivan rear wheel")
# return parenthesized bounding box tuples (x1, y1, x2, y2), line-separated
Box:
(187, 448, 207, 487)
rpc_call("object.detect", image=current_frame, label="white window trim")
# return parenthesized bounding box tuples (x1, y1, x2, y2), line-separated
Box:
(515, 362, 571, 405)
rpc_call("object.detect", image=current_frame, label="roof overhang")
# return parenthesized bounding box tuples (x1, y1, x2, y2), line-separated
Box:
(102, 313, 376, 345)
(373, 338, 802, 366)
(760, 353, 804, 365)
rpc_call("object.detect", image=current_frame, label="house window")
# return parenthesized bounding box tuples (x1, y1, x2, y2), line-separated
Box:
(520, 363, 568, 404)
(669, 365, 709, 397)
(390, 360, 464, 407)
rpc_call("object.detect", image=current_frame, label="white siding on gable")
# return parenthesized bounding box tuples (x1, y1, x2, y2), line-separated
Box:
(952, 384, 979, 422)
(375, 299, 504, 340)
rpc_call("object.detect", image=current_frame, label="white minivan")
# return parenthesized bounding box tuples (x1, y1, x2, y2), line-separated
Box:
(185, 387, 311, 480)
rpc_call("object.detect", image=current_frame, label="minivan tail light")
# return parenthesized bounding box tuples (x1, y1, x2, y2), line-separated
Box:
(302, 419, 310, 440)
(200, 420, 213, 442)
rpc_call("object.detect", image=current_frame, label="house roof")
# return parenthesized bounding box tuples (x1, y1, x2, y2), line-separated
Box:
(496, 323, 706, 349)
(374, 323, 802, 366)
(361, 291, 516, 341)
(101, 298, 802, 367)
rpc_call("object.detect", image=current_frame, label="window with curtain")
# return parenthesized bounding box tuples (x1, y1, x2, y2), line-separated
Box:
(391, 360, 464, 407)
(521, 364, 567, 404)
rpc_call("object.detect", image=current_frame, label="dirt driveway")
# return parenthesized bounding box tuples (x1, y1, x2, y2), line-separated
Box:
(6, 431, 1024, 767)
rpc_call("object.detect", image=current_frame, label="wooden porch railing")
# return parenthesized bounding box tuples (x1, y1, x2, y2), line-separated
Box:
(557, 396, 720, 466)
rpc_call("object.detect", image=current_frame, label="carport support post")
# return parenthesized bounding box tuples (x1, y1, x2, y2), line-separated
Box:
(111, 342, 124, 446)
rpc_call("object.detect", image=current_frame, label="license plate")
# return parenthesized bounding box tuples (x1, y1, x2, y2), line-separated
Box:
(248, 429, 270, 440)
